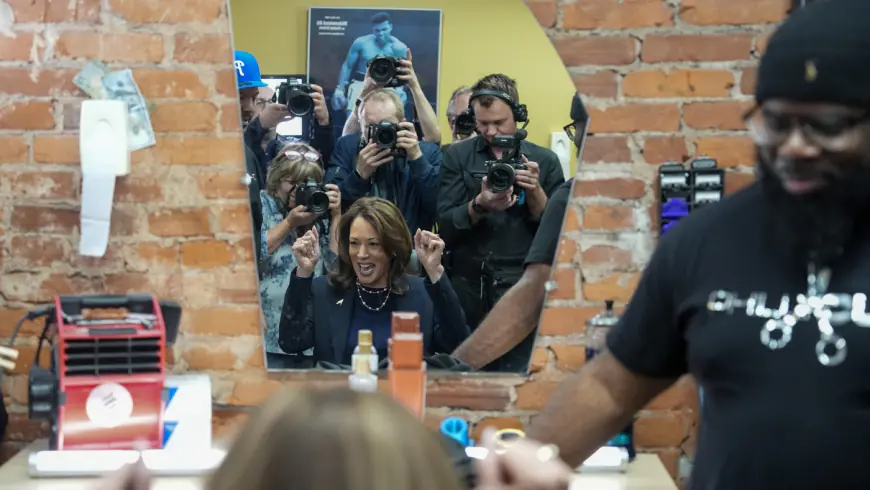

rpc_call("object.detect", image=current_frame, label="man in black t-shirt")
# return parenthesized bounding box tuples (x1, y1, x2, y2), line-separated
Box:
(526, 2, 870, 489)
(452, 92, 589, 371)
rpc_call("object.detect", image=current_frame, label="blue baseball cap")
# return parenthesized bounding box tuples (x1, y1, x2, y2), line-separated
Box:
(234, 50, 267, 89)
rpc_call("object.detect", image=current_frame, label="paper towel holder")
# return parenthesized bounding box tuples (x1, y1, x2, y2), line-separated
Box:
(80, 100, 130, 177)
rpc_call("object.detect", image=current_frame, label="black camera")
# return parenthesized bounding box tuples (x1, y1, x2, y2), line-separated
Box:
(276, 82, 315, 117)
(454, 110, 476, 137)
(367, 120, 406, 158)
(366, 55, 407, 88)
(485, 133, 526, 194)
(294, 178, 330, 215)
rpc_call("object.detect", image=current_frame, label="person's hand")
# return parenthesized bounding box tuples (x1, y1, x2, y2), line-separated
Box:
(287, 205, 318, 230)
(475, 428, 573, 490)
(90, 459, 151, 490)
(397, 48, 421, 91)
(310, 84, 330, 126)
(360, 75, 382, 99)
(477, 177, 517, 212)
(332, 88, 348, 111)
(396, 121, 422, 160)
(514, 155, 541, 191)
(414, 229, 445, 283)
(258, 103, 289, 130)
(325, 183, 341, 218)
(356, 141, 394, 180)
(292, 227, 321, 278)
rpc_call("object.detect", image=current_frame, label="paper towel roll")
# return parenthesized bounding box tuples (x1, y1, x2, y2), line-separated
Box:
(79, 172, 116, 257)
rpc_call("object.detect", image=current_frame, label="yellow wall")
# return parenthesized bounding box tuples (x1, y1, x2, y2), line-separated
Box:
(230, 0, 577, 173)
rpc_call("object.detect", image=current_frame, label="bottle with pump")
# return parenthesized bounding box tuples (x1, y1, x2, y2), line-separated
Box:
(352, 329, 378, 373)
(586, 300, 636, 461)
(349, 354, 378, 393)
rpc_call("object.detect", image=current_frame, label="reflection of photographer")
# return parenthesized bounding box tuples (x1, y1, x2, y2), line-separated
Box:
(343, 48, 442, 145)
(328, 88, 440, 236)
(453, 92, 590, 373)
(275, 82, 317, 117)
(258, 144, 341, 368)
(445, 86, 475, 148)
(438, 74, 565, 339)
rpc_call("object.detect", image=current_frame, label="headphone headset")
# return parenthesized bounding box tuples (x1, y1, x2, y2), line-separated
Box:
(465, 89, 529, 124)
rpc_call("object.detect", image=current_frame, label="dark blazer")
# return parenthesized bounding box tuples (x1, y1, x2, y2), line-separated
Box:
(278, 269, 470, 365)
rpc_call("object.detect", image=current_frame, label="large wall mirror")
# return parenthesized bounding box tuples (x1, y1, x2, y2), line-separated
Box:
(229, 0, 577, 373)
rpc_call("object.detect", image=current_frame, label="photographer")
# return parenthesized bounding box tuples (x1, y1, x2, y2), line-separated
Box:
(234, 51, 335, 173)
(259, 143, 340, 369)
(453, 92, 589, 372)
(444, 85, 475, 149)
(343, 48, 441, 145)
(438, 74, 565, 345)
(327, 88, 440, 236)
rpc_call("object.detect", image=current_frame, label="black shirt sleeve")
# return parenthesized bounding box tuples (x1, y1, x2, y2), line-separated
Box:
(524, 179, 572, 267)
(605, 228, 688, 378)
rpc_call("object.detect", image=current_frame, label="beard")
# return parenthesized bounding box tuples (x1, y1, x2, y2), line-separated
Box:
(757, 146, 870, 268)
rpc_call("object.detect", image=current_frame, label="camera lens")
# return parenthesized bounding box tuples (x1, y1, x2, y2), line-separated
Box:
(376, 127, 397, 147)
(369, 59, 395, 84)
(488, 164, 515, 193)
(455, 113, 475, 134)
(288, 92, 313, 116)
(308, 191, 330, 215)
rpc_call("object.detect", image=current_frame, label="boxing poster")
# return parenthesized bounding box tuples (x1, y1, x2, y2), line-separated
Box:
(306, 7, 442, 132)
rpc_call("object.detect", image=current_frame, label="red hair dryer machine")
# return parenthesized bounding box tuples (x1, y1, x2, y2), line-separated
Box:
(27, 294, 181, 450)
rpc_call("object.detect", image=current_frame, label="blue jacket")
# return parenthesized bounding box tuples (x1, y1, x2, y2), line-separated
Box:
(326, 133, 441, 233)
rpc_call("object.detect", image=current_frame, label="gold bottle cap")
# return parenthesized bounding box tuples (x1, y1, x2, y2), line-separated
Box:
(358, 329, 373, 348)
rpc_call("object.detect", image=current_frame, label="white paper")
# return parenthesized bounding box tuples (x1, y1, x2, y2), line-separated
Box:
(79, 172, 116, 257)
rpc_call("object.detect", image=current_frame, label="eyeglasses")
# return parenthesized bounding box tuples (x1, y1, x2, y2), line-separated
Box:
(284, 150, 321, 163)
(255, 98, 269, 109)
(743, 105, 869, 151)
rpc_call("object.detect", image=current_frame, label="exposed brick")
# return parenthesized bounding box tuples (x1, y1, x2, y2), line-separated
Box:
(221, 102, 241, 132)
(180, 239, 235, 268)
(515, 380, 560, 411)
(109, 0, 223, 23)
(0, 101, 54, 130)
(583, 136, 631, 163)
(55, 32, 164, 63)
(572, 71, 618, 98)
(214, 204, 252, 234)
(589, 104, 680, 133)
(696, 136, 755, 167)
(679, 0, 789, 26)
(428, 381, 511, 411)
(6, 235, 69, 268)
(635, 412, 693, 448)
(538, 307, 595, 336)
(574, 178, 645, 200)
(622, 69, 734, 98)
(725, 171, 756, 195)
(9, 172, 77, 200)
(132, 70, 211, 99)
(547, 267, 577, 301)
(524, 0, 557, 28)
(147, 208, 211, 237)
(552, 36, 637, 66)
(174, 34, 233, 63)
(563, 0, 673, 29)
(33, 136, 79, 164)
(215, 69, 238, 97)
(0, 137, 28, 164)
(581, 244, 632, 268)
(115, 177, 164, 202)
(0, 68, 78, 97)
(146, 136, 244, 165)
(150, 101, 218, 132)
(740, 67, 757, 95)
(183, 306, 260, 336)
(551, 345, 586, 371)
(582, 273, 640, 302)
(196, 170, 248, 199)
(684, 101, 751, 130)
(643, 136, 688, 164)
(0, 33, 34, 61)
(642, 34, 754, 63)
(10, 206, 78, 234)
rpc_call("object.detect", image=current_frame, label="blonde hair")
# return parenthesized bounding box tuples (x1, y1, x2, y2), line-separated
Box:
(361, 88, 404, 122)
(265, 142, 324, 197)
(205, 388, 464, 490)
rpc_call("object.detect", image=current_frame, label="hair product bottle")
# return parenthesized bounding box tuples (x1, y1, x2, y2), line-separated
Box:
(352, 329, 378, 373)
(348, 353, 378, 393)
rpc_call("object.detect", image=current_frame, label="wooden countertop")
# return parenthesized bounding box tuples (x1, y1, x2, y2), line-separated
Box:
(0, 441, 677, 490)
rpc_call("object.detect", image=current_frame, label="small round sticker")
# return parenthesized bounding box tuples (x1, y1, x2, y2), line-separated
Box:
(85, 382, 134, 428)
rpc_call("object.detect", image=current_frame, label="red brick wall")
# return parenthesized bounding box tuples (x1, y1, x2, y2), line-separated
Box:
(0, 0, 787, 484)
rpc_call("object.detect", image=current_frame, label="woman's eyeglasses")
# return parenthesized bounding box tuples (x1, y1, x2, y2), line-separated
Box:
(284, 150, 321, 163)
(743, 105, 869, 152)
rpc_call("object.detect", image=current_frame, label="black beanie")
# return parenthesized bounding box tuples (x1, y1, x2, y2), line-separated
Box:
(756, 0, 870, 108)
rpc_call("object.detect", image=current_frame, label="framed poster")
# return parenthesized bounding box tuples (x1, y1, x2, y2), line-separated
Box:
(306, 7, 443, 131)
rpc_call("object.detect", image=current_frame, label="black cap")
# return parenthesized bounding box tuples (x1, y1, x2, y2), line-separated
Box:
(570, 92, 589, 123)
(757, 0, 870, 108)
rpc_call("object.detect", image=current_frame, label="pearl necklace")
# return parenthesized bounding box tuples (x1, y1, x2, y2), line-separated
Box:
(356, 280, 390, 311)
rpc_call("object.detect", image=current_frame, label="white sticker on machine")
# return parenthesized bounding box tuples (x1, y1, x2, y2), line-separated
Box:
(85, 382, 134, 428)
